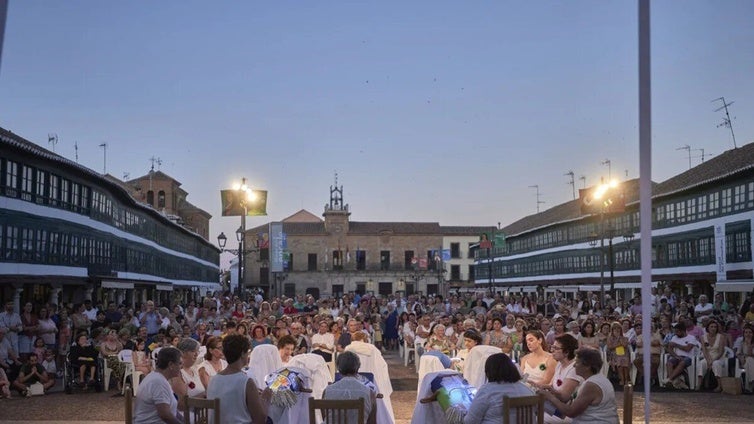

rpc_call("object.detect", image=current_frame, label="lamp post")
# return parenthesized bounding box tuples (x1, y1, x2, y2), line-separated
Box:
(218, 177, 260, 298)
(586, 180, 624, 307)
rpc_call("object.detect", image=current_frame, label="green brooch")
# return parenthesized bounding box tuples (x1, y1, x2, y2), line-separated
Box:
(539, 364, 547, 371)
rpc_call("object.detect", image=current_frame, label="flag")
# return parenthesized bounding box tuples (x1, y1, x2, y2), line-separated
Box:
(346, 246, 351, 263)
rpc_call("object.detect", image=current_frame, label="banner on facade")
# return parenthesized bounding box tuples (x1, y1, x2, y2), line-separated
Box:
(270, 222, 285, 273)
(715, 224, 727, 282)
(220, 189, 268, 216)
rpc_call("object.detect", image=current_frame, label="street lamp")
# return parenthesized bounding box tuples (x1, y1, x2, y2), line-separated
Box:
(217, 177, 260, 298)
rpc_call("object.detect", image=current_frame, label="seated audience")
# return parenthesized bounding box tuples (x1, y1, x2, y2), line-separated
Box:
(133, 347, 183, 424)
(323, 351, 376, 424)
(464, 352, 534, 423)
(539, 348, 619, 423)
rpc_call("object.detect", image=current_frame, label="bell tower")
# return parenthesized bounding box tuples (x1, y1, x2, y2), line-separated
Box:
(323, 172, 350, 234)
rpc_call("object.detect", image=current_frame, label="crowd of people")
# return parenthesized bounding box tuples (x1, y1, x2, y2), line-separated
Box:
(0, 285, 752, 422)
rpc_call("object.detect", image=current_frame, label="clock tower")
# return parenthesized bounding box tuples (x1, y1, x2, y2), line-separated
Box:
(323, 174, 350, 234)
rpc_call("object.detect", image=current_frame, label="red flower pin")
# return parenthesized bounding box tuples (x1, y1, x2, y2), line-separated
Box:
(556, 379, 563, 387)
(188, 382, 196, 390)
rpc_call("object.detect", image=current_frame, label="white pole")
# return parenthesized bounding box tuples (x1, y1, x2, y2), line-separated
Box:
(638, 0, 652, 422)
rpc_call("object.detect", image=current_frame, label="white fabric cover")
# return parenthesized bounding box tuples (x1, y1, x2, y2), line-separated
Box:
(266, 366, 313, 424)
(411, 369, 461, 424)
(247, 344, 282, 389)
(345, 341, 396, 424)
(417, 355, 445, 391)
(463, 345, 502, 389)
(287, 353, 333, 399)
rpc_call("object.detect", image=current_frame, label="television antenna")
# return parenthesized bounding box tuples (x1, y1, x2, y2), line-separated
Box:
(676, 145, 691, 169)
(564, 170, 575, 200)
(47, 133, 58, 152)
(712, 97, 737, 149)
(579, 175, 586, 189)
(601, 159, 612, 180)
(528, 184, 545, 213)
(99, 143, 108, 174)
(74, 142, 79, 162)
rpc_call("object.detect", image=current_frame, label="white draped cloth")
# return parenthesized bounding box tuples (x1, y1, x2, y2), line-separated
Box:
(287, 353, 333, 400)
(463, 345, 502, 389)
(345, 341, 396, 424)
(247, 345, 282, 389)
(411, 370, 461, 424)
(417, 355, 445, 391)
(266, 366, 313, 424)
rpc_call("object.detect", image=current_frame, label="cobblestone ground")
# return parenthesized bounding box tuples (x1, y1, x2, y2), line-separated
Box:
(1, 349, 753, 423)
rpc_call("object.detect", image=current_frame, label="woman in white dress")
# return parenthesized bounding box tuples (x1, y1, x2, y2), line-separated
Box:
(207, 334, 271, 423)
(198, 336, 227, 389)
(519, 330, 557, 388)
(170, 338, 206, 414)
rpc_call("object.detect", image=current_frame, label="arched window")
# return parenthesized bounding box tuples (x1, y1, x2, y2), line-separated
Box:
(146, 190, 154, 206)
(158, 190, 166, 208)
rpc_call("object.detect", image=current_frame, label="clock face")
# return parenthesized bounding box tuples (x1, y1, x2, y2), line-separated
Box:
(333, 223, 343, 233)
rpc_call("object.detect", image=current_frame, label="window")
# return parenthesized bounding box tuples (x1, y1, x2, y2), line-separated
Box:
(284, 283, 296, 298)
(147, 190, 154, 206)
(378, 282, 392, 296)
(35, 169, 46, 203)
(332, 284, 344, 298)
(21, 165, 33, 201)
(4, 225, 19, 260)
(467, 243, 476, 258)
(734, 184, 746, 211)
(158, 190, 166, 208)
(427, 250, 436, 270)
(450, 242, 460, 258)
(308, 253, 317, 271)
(356, 250, 366, 270)
(697, 195, 707, 219)
(709, 192, 719, 216)
(60, 178, 70, 207)
(356, 283, 366, 295)
(332, 250, 343, 270)
(49, 174, 59, 206)
(259, 266, 269, 285)
(285, 253, 293, 271)
(721, 188, 732, 214)
(450, 264, 461, 281)
(380, 250, 390, 270)
(404, 250, 414, 269)
(426, 284, 438, 295)
(468, 264, 475, 281)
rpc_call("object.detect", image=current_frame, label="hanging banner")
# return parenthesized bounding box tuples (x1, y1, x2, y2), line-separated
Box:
(220, 189, 268, 216)
(715, 224, 727, 282)
(270, 222, 285, 273)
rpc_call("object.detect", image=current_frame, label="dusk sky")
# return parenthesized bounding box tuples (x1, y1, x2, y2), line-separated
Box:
(1, 1, 752, 264)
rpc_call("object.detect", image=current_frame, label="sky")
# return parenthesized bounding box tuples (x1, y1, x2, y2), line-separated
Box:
(1, 1, 753, 264)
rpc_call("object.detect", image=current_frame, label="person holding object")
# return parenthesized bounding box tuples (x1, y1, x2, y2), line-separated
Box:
(538, 348, 619, 424)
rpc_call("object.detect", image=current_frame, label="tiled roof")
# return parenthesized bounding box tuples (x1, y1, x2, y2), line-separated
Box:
(348, 222, 441, 234)
(0, 126, 213, 245)
(653, 142, 754, 198)
(282, 209, 323, 223)
(247, 222, 327, 235)
(441, 226, 498, 236)
(502, 179, 646, 237)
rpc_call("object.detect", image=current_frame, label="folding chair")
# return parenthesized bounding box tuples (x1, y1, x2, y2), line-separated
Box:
(124, 385, 134, 424)
(308, 398, 364, 424)
(502, 394, 545, 424)
(182, 395, 220, 424)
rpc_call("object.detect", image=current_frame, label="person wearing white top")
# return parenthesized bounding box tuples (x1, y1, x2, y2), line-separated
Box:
(311, 321, 335, 362)
(539, 348, 619, 424)
(542, 334, 583, 424)
(207, 334, 271, 424)
(133, 347, 182, 424)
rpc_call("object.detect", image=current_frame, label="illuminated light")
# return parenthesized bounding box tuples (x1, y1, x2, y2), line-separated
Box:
(609, 179, 619, 188)
(246, 190, 256, 201)
(594, 185, 608, 199)
(232, 183, 241, 191)
(240, 183, 249, 192)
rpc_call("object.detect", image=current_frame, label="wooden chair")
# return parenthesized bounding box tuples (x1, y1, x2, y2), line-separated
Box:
(124, 385, 134, 424)
(308, 398, 364, 424)
(182, 395, 220, 424)
(502, 394, 545, 424)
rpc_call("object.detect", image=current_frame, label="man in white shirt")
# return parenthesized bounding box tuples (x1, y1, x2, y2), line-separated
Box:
(82, 300, 98, 321)
(0, 302, 22, 354)
(665, 321, 700, 389)
(694, 295, 714, 324)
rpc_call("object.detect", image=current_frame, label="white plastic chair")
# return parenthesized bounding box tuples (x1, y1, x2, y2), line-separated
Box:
(403, 339, 416, 368)
(118, 349, 144, 396)
(417, 354, 445, 389)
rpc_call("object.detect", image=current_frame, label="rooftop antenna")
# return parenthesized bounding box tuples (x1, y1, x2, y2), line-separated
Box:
(528, 184, 545, 213)
(74, 141, 79, 162)
(99, 143, 108, 174)
(712, 97, 737, 149)
(149, 156, 162, 172)
(601, 159, 612, 180)
(692, 148, 712, 163)
(579, 175, 586, 189)
(564, 170, 575, 200)
(47, 133, 58, 152)
(625, 169, 629, 179)
(123, 172, 130, 181)
(676, 144, 691, 169)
